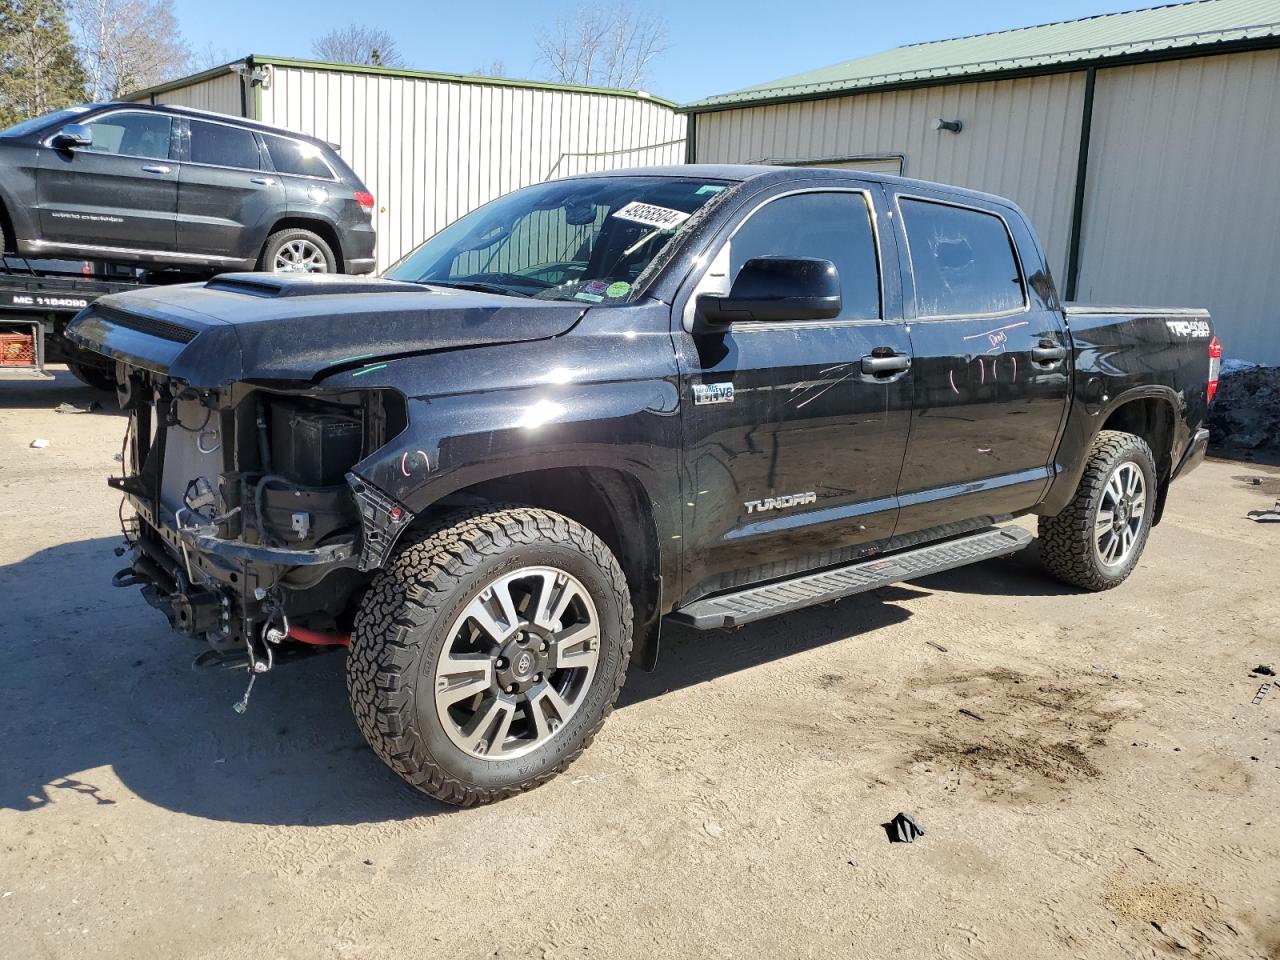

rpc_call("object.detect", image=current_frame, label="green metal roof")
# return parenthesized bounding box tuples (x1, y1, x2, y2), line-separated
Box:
(127, 55, 678, 108)
(685, 0, 1280, 111)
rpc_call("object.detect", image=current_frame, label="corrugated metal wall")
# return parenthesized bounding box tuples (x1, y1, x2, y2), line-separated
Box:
(136, 72, 245, 116)
(259, 66, 686, 267)
(1076, 50, 1280, 364)
(693, 73, 1086, 283)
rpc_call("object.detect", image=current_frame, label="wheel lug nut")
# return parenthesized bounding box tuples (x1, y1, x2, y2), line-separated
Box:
(495, 658, 506, 669)
(533, 673, 542, 683)
(506, 684, 516, 694)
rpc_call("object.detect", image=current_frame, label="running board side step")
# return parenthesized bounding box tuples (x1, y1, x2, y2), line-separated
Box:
(669, 526, 1033, 629)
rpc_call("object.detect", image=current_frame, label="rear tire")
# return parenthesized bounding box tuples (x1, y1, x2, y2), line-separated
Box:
(1038, 430, 1157, 591)
(347, 505, 632, 806)
(258, 228, 337, 274)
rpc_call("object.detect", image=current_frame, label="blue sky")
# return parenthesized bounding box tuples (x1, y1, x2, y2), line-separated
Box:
(175, 0, 1157, 103)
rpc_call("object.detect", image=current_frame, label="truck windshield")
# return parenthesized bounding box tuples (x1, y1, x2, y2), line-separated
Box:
(0, 105, 91, 139)
(384, 176, 731, 302)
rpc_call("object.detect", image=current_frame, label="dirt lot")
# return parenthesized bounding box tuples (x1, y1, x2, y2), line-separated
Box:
(1, 370, 1277, 960)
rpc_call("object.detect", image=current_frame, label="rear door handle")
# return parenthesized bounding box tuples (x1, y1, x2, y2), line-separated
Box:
(250, 177, 277, 186)
(140, 164, 171, 174)
(1031, 341, 1068, 364)
(861, 352, 911, 375)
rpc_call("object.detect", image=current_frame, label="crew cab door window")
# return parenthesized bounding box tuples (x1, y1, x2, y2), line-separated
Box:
(899, 198, 1025, 317)
(890, 192, 1067, 539)
(675, 185, 913, 598)
(187, 119, 261, 170)
(726, 191, 881, 321)
(81, 111, 173, 160)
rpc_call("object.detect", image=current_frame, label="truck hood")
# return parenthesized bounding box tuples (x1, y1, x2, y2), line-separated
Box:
(65, 273, 587, 387)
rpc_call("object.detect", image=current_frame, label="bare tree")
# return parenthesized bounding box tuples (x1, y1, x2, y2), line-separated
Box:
(536, 2, 668, 89)
(188, 42, 234, 73)
(312, 24, 404, 67)
(472, 59, 506, 78)
(71, 0, 191, 100)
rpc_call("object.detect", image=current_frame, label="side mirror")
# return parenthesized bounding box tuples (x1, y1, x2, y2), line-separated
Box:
(53, 124, 93, 149)
(697, 256, 841, 325)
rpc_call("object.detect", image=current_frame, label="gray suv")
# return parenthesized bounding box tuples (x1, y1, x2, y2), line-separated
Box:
(0, 103, 376, 274)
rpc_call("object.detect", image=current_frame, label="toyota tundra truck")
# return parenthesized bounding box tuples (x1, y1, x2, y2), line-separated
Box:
(66, 165, 1218, 806)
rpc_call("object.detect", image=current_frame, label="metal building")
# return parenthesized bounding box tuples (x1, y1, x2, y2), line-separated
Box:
(129, 56, 687, 269)
(683, 0, 1280, 364)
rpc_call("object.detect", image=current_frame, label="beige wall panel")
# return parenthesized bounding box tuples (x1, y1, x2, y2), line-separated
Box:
(695, 73, 1087, 283)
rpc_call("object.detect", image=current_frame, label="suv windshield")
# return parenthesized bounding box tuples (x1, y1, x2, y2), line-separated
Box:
(384, 176, 731, 302)
(0, 105, 91, 139)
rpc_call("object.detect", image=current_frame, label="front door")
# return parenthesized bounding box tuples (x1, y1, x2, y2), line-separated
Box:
(36, 109, 178, 252)
(674, 184, 913, 603)
(889, 190, 1070, 535)
(177, 118, 284, 264)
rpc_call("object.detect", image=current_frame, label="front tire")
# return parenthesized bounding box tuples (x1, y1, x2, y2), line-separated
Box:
(347, 505, 632, 806)
(1038, 430, 1157, 590)
(67, 359, 115, 392)
(259, 228, 337, 274)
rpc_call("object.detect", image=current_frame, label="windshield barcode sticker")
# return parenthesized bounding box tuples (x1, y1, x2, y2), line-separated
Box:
(611, 201, 691, 230)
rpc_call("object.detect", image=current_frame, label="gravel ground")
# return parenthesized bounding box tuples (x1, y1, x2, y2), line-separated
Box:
(1, 370, 1277, 960)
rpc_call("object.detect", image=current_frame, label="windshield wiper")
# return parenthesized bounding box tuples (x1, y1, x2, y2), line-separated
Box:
(420, 280, 530, 298)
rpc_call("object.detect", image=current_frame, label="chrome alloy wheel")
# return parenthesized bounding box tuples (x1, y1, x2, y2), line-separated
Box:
(272, 238, 328, 273)
(433, 566, 600, 761)
(1094, 461, 1146, 567)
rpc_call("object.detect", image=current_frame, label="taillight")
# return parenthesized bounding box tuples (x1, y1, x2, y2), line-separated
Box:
(1207, 335, 1222, 404)
(354, 190, 375, 210)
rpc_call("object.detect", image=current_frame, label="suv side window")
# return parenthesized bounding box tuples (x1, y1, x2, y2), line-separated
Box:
(728, 191, 880, 321)
(262, 134, 334, 179)
(188, 119, 261, 170)
(899, 198, 1025, 317)
(82, 112, 172, 160)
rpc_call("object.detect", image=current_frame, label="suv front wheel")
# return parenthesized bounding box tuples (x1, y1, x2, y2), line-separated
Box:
(347, 505, 633, 806)
(260, 227, 337, 274)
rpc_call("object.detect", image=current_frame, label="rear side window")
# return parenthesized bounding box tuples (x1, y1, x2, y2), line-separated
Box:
(263, 134, 335, 179)
(82, 112, 172, 160)
(188, 119, 261, 170)
(727, 191, 880, 321)
(900, 198, 1025, 317)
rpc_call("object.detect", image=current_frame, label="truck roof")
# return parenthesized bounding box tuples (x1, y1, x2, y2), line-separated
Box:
(565, 163, 1022, 210)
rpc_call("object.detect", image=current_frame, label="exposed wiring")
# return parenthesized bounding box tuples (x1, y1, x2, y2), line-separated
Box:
(170, 398, 212, 433)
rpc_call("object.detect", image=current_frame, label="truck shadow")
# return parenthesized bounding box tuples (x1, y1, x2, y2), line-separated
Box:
(0, 536, 1069, 826)
(911, 539, 1083, 598)
(0, 368, 123, 413)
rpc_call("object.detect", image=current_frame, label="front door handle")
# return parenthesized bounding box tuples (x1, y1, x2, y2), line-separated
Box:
(861, 351, 911, 375)
(1031, 340, 1068, 364)
(140, 164, 171, 174)
(250, 177, 277, 186)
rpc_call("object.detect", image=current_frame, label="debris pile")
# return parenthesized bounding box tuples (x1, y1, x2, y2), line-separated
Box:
(1208, 364, 1280, 452)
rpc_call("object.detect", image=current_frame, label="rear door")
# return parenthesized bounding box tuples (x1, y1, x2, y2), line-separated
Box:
(177, 118, 285, 264)
(889, 189, 1070, 535)
(36, 109, 178, 251)
(674, 182, 914, 601)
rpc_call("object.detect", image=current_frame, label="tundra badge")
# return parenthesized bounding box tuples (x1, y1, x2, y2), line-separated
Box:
(744, 492, 817, 514)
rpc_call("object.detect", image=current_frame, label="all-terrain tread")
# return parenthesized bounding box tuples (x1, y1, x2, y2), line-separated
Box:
(346, 504, 632, 806)
(1038, 430, 1155, 591)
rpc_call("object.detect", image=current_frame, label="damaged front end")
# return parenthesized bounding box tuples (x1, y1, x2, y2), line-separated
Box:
(109, 363, 412, 696)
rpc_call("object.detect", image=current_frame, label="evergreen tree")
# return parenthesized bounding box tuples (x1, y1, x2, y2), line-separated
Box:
(0, 0, 87, 128)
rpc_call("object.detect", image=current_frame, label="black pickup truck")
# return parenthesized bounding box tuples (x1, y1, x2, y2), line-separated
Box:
(66, 165, 1217, 806)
